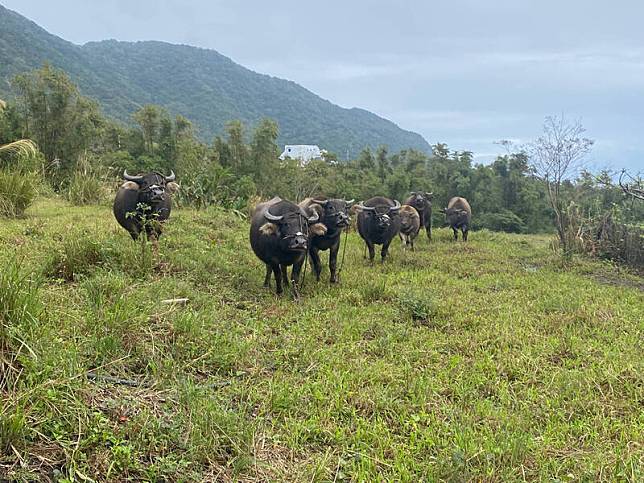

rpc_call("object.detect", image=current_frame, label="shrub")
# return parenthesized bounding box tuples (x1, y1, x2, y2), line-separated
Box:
(477, 210, 526, 233)
(0, 169, 40, 217)
(398, 291, 436, 324)
(577, 210, 644, 269)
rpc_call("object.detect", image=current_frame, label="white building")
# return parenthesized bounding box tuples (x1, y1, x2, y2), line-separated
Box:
(279, 145, 326, 166)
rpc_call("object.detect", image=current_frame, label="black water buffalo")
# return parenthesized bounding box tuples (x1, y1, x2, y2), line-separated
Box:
(113, 170, 178, 240)
(250, 197, 326, 297)
(444, 196, 472, 241)
(357, 196, 401, 262)
(299, 197, 354, 283)
(404, 191, 433, 242)
(399, 204, 421, 250)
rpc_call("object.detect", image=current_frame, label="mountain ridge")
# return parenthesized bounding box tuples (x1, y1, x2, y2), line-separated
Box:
(0, 4, 431, 158)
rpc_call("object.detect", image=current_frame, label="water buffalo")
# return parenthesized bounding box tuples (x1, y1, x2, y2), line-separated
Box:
(404, 191, 433, 242)
(444, 196, 472, 241)
(299, 197, 354, 283)
(250, 197, 326, 297)
(357, 196, 401, 262)
(113, 170, 178, 240)
(399, 205, 421, 250)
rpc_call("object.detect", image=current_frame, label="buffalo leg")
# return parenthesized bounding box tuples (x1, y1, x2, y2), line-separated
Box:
(462, 227, 468, 242)
(291, 259, 304, 300)
(452, 227, 458, 241)
(263, 264, 272, 288)
(366, 241, 375, 262)
(427, 220, 432, 242)
(310, 247, 322, 281)
(272, 264, 283, 295)
(281, 265, 290, 287)
(329, 240, 340, 283)
(381, 241, 391, 262)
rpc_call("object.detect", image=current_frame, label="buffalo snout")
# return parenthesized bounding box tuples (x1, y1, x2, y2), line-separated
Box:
(288, 232, 308, 250)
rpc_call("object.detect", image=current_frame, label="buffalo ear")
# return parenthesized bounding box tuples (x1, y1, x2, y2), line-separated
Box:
(259, 222, 278, 236)
(309, 223, 328, 236)
(440, 207, 447, 214)
(121, 181, 140, 191)
(166, 182, 180, 194)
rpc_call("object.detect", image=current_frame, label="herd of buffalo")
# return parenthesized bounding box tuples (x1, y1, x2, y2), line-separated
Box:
(113, 171, 472, 298)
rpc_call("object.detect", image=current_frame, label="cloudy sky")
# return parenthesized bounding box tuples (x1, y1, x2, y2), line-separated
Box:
(5, 0, 643, 171)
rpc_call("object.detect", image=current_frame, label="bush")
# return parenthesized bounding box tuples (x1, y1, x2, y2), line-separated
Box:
(0, 169, 40, 217)
(476, 210, 526, 233)
(581, 211, 644, 269)
(398, 291, 436, 325)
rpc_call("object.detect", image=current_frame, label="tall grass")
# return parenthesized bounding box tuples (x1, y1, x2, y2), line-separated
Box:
(0, 170, 40, 217)
(65, 156, 106, 205)
(0, 256, 41, 393)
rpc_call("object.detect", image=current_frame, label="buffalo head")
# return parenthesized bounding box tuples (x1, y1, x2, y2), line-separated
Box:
(358, 200, 400, 231)
(408, 191, 433, 211)
(311, 198, 354, 231)
(123, 170, 177, 203)
(260, 207, 323, 252)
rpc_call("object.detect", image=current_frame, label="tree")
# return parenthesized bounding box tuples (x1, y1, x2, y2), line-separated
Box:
(249, 118, 280, 185)
(527, 115, 594, 253)
(133, 105, 165, 154)
(225, 120, 248, 174)
(618, 170, 644, 201)
(12, 65, 103, 175)
(357, 147, 375, 170)
(376, 145, 390, 182)
(0, 98, 38, 161)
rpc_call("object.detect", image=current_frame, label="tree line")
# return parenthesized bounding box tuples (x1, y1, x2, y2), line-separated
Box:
(1, 65, 642, 245)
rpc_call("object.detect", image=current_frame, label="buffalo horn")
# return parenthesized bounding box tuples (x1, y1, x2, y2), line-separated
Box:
(345, 199, 355, 205)
(123, 170, 143, 182)
(357, 202, 376, 212)
(264, 209, 283, 222)
(165, 170, 176, 182)
(389, 200, 401, 212)
(312, 199, 328, 206)
(307, 211, 320, 223)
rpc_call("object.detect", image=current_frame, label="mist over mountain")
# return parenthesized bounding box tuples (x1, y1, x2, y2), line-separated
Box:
(0, 4, 431, 158)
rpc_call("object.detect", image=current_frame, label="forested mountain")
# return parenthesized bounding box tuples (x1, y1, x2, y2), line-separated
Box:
(0, 4, 431, 158)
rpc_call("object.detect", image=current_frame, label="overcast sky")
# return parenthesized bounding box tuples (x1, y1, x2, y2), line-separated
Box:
(4, 0, 643, 171)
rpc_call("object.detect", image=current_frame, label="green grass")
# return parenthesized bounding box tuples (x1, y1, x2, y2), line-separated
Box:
(0, 198, 642, 481)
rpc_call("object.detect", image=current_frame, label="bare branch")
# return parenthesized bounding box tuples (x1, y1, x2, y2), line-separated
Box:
(619, 170, 644, 201)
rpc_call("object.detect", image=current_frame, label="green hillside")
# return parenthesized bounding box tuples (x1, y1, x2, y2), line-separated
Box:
(0, 4, 431, 158)
(1, 198, 642, 480)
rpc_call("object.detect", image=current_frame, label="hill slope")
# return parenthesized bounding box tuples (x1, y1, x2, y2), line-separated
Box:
(0, 198, 642, 480)
(0, 4, 431, 158)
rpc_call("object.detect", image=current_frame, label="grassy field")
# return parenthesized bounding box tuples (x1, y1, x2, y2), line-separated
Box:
(1, 198, 642, 482)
